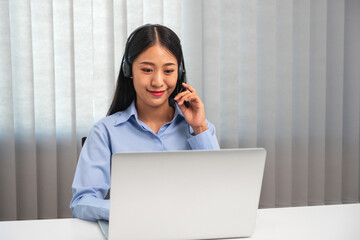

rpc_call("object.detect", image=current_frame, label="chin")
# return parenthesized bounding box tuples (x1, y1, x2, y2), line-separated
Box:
(148, 100, 169, 108)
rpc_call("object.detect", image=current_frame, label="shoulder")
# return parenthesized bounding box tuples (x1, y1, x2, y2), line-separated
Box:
(90, 111, 128, 135)
(93, 112, 119, 128)
(85, 111, 129, 146)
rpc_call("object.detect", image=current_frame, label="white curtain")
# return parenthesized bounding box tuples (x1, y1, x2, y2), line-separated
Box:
(0, 0, 359, 220)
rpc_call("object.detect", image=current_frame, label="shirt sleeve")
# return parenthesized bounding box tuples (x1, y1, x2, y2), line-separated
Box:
(70, 121, 111, 221)
(187, 120, 220, 150)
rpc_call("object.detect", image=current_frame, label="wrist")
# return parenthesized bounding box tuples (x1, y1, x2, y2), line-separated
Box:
(192, 124, 208, 135)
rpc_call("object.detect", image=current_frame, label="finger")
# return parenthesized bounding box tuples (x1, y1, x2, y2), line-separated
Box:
(181, 91, 201, 102)
(178, 91, 193, 100)
(174, 89, 191, 101)
(182, 83, 196, 94)
(176, 92, 195, 105)
(176, 86, 198, 100)
(181, 84, 204, 104)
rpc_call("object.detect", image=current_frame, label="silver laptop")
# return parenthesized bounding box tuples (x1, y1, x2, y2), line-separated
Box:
(104, 148, 266, 240)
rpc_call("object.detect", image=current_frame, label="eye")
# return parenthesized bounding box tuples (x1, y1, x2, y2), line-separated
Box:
(141, 68, 152, 73)
(164, 69, 175, 74)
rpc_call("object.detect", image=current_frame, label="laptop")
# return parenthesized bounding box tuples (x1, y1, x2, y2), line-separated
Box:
(101, 148, 266, 240)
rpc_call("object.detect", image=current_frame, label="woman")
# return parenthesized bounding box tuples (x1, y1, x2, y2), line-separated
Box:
(70, 24, 219, 221)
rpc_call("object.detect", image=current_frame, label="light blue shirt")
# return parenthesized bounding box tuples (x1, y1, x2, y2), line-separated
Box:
(70, 101, 220, 221)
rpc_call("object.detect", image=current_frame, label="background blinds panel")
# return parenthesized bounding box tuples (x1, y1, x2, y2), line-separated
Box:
(182, 0, 203, 99)
(143, 0, 163, 24)
(275, 0, 293, 207)
(309, 0, 327, 206)
(257, 0, 277, 208)
(31, 0, 58, 219)
(93, 0, 115, 121)
(0, 0, 17, 221)
(53, 0, 77, 218)
(238, 1, 258, 149)
(9, 0, 38, 220)
(292, 0, 310, 207)
(343, 0, 360, 204)
(73, 0, 95, 154)
(219, 0, 240, 149)
(203, 0, 221, 141)
(113, 0, 127, 80)
(163, 0, 182, 37)
(126, 0, 143, 33)
(325, 0, 345, 205)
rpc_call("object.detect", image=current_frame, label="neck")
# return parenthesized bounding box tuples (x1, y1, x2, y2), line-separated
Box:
(136, 101, 175, 129)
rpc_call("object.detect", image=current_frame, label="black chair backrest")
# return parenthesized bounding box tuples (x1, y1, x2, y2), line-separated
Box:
(81, 137, 87, 146)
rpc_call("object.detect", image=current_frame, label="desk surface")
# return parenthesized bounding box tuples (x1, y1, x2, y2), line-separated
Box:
(0, 203, 359, 240)
(251, 203, 359, 240)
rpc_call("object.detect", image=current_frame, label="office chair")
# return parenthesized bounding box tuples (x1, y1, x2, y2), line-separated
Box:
(81, 137, 87, 146)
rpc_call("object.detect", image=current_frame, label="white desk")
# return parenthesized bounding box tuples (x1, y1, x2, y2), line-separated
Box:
(1, 204, 359, 239)
(250, 203, 359, 240)
(0, 217, 103, 240)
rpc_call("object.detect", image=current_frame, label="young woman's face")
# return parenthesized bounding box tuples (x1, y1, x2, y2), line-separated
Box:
(132, 44, 178, 110)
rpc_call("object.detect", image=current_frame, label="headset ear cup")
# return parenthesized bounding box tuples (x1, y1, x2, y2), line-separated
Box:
(178, 61, 185, 82)
(122, 59, 131, 78)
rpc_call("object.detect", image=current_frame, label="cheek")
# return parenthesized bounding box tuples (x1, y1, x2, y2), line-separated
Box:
(166, 74, 178, 90)
(131, 77, 140, 91)
(132, 74, 150, 90)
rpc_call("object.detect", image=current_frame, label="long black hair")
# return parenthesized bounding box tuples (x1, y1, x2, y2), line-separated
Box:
(107, 24, 186, 116)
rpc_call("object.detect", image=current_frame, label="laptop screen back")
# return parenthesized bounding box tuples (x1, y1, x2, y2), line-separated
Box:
(108, 148, 266, 240)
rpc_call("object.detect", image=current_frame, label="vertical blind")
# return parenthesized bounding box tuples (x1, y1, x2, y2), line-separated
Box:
(0, 0, 359, 220)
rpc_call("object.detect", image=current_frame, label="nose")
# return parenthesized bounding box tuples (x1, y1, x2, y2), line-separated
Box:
(151, 70, 164, 88)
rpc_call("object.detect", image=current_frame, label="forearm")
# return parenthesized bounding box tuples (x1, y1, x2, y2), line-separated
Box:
(71, 195, 110, 221)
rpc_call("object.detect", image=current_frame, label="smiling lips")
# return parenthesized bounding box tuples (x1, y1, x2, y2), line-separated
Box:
(148, 90, 165, 96)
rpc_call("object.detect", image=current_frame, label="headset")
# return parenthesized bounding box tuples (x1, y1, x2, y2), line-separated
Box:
(121, 24, 186, 83)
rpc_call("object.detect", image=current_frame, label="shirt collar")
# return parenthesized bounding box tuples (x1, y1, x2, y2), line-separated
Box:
(114, 101, 184, 126)
(114, 101, 138, 126)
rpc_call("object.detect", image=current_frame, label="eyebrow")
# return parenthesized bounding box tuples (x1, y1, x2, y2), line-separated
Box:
(139, 61, 176, 67)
